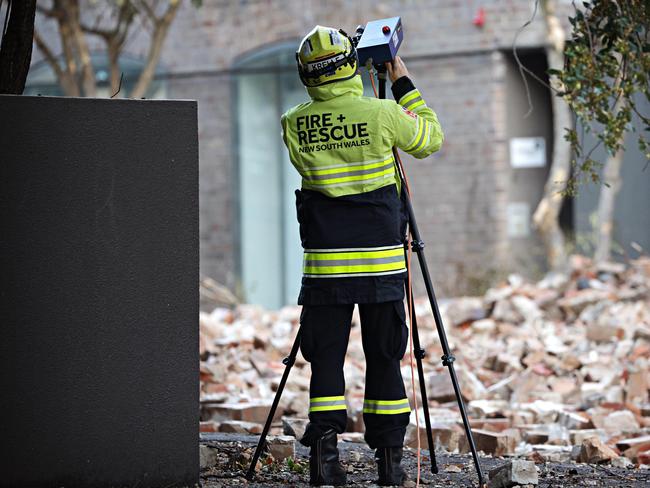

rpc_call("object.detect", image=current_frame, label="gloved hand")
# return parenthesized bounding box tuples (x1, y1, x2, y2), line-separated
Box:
(385, 56, 410, 83)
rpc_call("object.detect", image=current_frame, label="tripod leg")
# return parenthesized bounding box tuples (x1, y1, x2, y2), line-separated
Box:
(245, 327, 301, 481)
(410, 240, 485, 487)
(398, 187, 485, 486)
(405, 280, 439, 474)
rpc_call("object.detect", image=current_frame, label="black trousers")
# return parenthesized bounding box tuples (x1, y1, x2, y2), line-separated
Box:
(299, 300, 410, 449)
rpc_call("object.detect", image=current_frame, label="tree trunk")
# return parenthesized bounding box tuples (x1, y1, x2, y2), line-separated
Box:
(0, 0, 37, 94)
(59, 0, 96, 97)
(532, 0, 572, 271)
(594, 99, 626, 263)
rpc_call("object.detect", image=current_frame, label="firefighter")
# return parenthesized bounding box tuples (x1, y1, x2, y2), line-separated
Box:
(280, 25, 444, 486)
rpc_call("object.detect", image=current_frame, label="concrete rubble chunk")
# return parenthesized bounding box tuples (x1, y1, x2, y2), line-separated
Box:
(586, 321, 620, 342)
(339, 432, 364, 443)
(282, 417, 309, 440)
(637, 451, 650, 465)
(570, 429, 607, 445)
(468, 399, 508, 417)
(457, 367, 488, 401)
(511, 295, 543, 322)
(267, 435, 295, 461)
(559, 289, 611, 317)
(528, 444, 574, 463)
(557, 410, 592, 430)
(428, 372, 456, 403)
(471, 318, 497, 334)
(522, 429, 549, 445)
(625, 367, 649, 403)
(633, 327, 650, 342)
(611, 456, 633, 468)
(200, 421, 219, 433)
(576, 436, 619, 464)
(405, 422, 461, 452)
(492, 299, 523, 323)
(199, 445, 219, 469)
(443, 296, 486, 326)
(603, 410, 640, 434)
(616, 434, 650, 451)
(488, 459, 538, 487)
(597, 261, 626, 275)
(471, 429, 518, 456)
(218, 420, 262, 434)
(622, 440, 650, 462)
(204, 401, 278, 424)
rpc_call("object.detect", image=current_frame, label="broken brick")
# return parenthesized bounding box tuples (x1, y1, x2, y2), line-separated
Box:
(488, 459, 538, 487)
(576, 436, 619, 464)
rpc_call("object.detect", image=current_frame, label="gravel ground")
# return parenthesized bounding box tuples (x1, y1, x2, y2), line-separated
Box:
(200, 433, 650, 487)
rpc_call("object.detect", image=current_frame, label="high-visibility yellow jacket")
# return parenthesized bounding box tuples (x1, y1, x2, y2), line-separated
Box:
(281, 74, 443, 305)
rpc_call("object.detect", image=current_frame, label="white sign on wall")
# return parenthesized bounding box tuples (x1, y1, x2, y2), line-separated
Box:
(507, 202, 531, 238)
(509, 137, 546, 168)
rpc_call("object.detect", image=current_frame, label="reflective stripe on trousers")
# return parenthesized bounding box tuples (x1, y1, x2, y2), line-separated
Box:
(303, 244, 406, 278)
(363, 398, 411, 415)
(309, 395, 347, 412)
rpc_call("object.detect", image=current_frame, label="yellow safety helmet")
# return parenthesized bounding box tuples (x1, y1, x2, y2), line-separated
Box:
(296, 25, 358, 87)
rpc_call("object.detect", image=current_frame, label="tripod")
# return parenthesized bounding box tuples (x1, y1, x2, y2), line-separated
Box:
(246, 68, 485, 487)
(376, 65, 485, 486)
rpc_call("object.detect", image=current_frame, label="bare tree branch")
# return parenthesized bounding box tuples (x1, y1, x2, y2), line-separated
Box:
(33, 28, 79, 95)
(137, 0, 158, 22)
(35, 0, 185, 99)
(79, 20, 113, 38)
(130, 0, 180, 98)
(33, 29, 61, 78)
(512, 0, 542, 117)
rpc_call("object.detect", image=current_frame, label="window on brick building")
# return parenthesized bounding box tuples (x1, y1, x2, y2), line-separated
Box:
(234, 43, 306, 309)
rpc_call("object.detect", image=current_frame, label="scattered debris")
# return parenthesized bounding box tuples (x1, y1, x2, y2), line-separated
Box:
(201, 436, 650, 487)
(200, 256, 650, 464)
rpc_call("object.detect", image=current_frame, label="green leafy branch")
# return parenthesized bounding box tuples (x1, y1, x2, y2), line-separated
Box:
(553, 0, 650, 195)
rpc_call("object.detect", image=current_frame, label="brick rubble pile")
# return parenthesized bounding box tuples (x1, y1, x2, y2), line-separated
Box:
(200, 256, 650, 467)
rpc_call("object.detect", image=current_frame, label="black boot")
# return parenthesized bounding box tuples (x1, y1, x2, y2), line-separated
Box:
(375, 446, 407, 486)
(309, 429, 347, 486)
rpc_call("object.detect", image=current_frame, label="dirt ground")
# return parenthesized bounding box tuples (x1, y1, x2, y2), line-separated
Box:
(200, 433, 650, 487)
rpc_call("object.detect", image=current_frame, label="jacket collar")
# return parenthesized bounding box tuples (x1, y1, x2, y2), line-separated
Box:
(306, 74, 364, 101)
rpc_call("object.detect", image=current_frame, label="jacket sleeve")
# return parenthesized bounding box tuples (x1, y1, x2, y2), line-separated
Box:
(388, 76, 444, 159)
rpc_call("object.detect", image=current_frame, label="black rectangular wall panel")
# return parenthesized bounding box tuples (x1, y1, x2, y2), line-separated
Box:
(0, 95, 199, 488)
